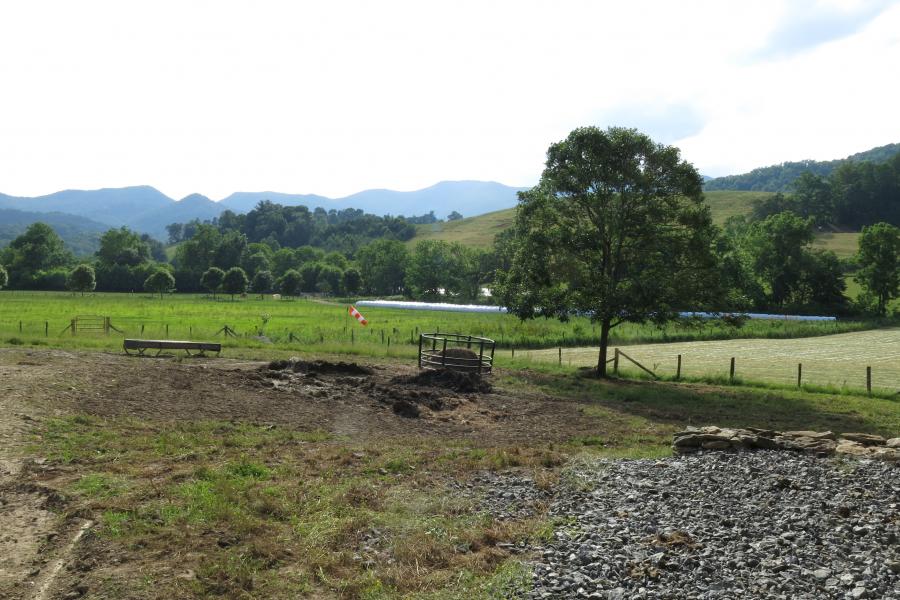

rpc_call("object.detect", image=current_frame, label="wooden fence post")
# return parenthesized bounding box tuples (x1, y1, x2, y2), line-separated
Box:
(867, 366, 872, 395)
(166, 324, 169, 337)
(558, 347, 562, 364)
(676, 354, 682, 380)
(71, 319, 76, 336)
(613, 348, 619, 375)
(729, 357, 735, 383)
(417, 334, 423, 368)
(19, 321, 22, 333)
(797, 363, 802, 388)
(45, 321, 49, 337)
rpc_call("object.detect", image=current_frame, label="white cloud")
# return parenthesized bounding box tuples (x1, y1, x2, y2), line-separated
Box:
(0, 0, 897, 199)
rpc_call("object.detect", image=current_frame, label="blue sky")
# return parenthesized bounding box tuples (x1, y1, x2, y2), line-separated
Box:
(0, 0, 898, 199)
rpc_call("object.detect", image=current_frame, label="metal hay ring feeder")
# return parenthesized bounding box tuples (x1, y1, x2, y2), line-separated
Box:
(418, 332, 495, 374)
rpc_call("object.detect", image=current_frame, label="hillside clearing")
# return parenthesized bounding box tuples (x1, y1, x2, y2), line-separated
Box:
(406, 191, 862, 255)
(522, 328, 900, 393)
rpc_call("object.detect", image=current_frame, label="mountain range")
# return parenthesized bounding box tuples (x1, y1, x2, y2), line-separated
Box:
(2, 141, 898, 249)
(0, 181, 527, 242)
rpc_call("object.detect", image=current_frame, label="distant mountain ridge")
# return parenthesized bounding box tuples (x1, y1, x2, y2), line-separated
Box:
(704, 142, 900, 192)
(0, 181, 527, 241)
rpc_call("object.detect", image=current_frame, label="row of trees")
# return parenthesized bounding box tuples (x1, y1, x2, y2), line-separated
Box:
(165, 202, 421, 254)
(0, 220, 500, 302)
(751, 153, 900, 228)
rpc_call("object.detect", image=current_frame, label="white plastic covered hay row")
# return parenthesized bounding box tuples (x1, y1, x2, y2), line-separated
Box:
(356, 300, 508, 313)
(355, 301, 836, 321)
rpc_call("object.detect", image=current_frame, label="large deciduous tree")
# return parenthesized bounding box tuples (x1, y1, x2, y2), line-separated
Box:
(66, 264, 96, 296)
(855, 222, 900, 315)
(356, 239, 408, 296)
(144, 269, 175, 299)
(4, 223, 71, 287)
(277, 269, 302, 297)
(251, 270, 274, 299)
(496, 126, 720, 376)
(200, 267, 225, 298)
(0, 265, 8, 290)
(222, 267, 249, 300)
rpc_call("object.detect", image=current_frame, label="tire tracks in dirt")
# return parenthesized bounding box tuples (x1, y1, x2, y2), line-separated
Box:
(0, 352, 92, 600)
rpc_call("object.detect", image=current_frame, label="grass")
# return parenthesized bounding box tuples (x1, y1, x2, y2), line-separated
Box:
(0, 291, 882, 359)
(812, 232, 861, 259)
(406, 192, 861, 267)
(410, 208, 516, 249)
(33, 364, 900, 597)
(37, 417, 553, 599)
(703, 190, 772, 225)
(522, 327, 900, 393)
(407, 191, 771, 248)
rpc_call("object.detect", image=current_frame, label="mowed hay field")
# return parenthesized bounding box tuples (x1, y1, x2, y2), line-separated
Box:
(408, 191, 862, 260)
(812, 231, 861, 258)
(409, 191, 770, 248)
(523, 328, 900, 393)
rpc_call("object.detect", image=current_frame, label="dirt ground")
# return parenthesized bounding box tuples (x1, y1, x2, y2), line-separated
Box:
(0, 348, 608, 599)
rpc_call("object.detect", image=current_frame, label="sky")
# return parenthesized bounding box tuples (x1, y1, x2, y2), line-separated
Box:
(1, 0, 898, 201)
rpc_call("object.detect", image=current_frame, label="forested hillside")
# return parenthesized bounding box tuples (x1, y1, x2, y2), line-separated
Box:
(0, 208, 107, 255)
(705, 143, 900, 192)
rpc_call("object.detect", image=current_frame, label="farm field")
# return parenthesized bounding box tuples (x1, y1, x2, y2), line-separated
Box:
(0, 291, 881, 355)
(409, 191, 768, 248)
(812, 231, 861, 258)
(523, 327, 900, 393)
(407, 191, 860, 257)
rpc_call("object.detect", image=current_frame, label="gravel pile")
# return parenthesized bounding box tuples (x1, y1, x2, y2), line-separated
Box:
(529, 451, 900, 599)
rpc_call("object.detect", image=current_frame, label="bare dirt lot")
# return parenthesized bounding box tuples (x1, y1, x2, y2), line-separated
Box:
(0, 348, 609, 599)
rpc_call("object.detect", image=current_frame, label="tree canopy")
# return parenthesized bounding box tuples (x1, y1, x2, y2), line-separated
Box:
(144, 269, 175, 299)
(67, 264, 96, 295)
(855, 222, 900, 314)
(497, 126, 720, 376)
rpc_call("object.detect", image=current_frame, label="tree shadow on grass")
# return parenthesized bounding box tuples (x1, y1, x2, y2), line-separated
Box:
(524, 371, 900, 439)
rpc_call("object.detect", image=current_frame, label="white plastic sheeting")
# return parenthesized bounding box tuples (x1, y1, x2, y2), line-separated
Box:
(355, 301, 836, 321)
(356, 300, 508, 313)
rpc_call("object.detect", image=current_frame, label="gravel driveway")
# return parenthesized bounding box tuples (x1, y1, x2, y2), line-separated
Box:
(528, 452, 899, 599)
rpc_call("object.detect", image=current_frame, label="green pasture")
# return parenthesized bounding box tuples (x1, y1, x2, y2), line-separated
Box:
(523, 327, 900, 394)
(812, 232, 861, 259)
(0, 291, 883, 358)
(407, 192, 859, 255)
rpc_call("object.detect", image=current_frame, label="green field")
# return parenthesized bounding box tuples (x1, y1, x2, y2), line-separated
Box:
(0, 291, 880, 356)
(409, 191, 786, 247)
(524, 327, 900, 394)
(410, 208, 516, 249)
(812, 231, 861, 258)
(703, 190, 773, 225)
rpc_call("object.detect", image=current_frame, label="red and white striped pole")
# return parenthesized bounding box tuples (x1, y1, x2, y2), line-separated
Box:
(348, 305, 368, 326)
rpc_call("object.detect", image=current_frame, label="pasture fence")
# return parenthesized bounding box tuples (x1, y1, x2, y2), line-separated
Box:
(543, 345, 896, 396)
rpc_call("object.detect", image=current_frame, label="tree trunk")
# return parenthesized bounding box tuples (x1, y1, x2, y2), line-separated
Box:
(596, 319, 611, 377)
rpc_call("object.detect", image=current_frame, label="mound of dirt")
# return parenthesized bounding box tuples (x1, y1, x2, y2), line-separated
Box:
(267, 358, 373, 376)
(394, 368, 492, 394)
(439, 348, 480, 360)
